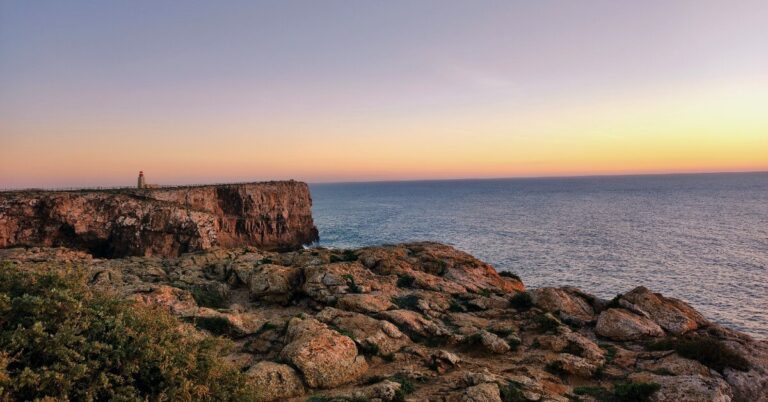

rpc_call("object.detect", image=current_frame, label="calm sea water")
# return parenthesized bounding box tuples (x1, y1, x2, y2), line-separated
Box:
(310, 172, 768, 338)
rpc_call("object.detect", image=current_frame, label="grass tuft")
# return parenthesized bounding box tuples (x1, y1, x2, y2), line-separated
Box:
(509, 292, 533, 311)
(396, 275, 416, 288)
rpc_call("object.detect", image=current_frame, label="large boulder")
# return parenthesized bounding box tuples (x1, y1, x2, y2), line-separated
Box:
(461, 382, 502, 402)
(621, 287, 707, 335)
(245, 361, 305, 401)
(279, 316, 368, 388)
(595, 308, 664, 341)
(337, 293, 395, 314)
(530, 287, 596, 324)
(629, 372, 732, 402)
(248, 263, 301, 304)
(316, 307, 410, 355)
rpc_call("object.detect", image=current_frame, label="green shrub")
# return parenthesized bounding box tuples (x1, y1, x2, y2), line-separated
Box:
(573, 385, 611, 399)
(574, 382, 659, 402)
(601, 343, 618, 364)
(646, 336, 750, 372)
(509, 292, 533, 311)
(0, 263, 257, 401)
(392, 294, 421, 311)
(449, 299, 466, 312)
(500, 381, 526, 402)
(612, 382, 661, 402)
(331, 324, 355, 340)
(194, 315, 236, 336)
(190, 285, 228, 309)
(396, 275, 416, 288)
(330, 250, 358, 263)
(358, 342, 380, 357)
(606, 294, 622, 308)
(534, 313, 561, 333)
(390, 374, 415, 394)
(562, 340, 585, 357)
(255, 321, 279, 335)
(342, 274, 362, 294)
(544, 361, 568, 378)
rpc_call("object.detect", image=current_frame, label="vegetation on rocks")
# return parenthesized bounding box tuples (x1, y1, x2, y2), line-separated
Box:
(646, 336, 750, 372)
(574, 382, 660, 402)
(0, 242, 765, 402)
(0, 262, 256, 401)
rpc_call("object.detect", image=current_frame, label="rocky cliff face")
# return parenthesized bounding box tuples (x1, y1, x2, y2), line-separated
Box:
(3, 243, 766, 402)
(0, 181, 318, 257)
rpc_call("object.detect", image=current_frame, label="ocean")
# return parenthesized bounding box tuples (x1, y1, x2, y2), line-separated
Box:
(310, 172, 768, 338)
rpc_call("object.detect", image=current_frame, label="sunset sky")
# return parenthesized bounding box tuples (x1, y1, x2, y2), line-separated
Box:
(1, 0, 767, 188)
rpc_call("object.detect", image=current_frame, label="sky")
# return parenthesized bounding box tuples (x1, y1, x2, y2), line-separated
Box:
(1, 0, 767, 188)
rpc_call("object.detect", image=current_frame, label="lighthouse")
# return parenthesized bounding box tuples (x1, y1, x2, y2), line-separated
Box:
(137, 171, 146, 189)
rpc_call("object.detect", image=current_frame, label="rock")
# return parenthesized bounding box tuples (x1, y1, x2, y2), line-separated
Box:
(595, 308, 665, 341)
(548, 353, 600, 377)
(530, 287, 595, 324)
(637, 353, 711, 376)
(352, 380, 402, 401)
(622, 286, 707, 335)
(462, 383, 502, 402)
(337, 293, 395, 314)
(280, 317, 368, 388)
(629, 372, 732, 402)
(380, 309, 450, 339)
(248, 263, 301, 304)
(245, 361, 306, 401)
(129, 285, 198, 315)
(316, 307, 410, 355)
(432, 350, 462, 373)
(0, 182, 318, 257)
(472, 330, 511, 354)
(193, 308, 263, 336)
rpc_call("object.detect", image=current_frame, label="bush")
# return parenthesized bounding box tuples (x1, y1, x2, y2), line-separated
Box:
(0, 263, 257, 401)
(190, 285, 228, 309)
(193, 315, 236, 336)
(509, 292, 533, 311)
(396, 275, 416, 288)
(612, 382, 661, 402)
(500, 381, 526, 402)
(342, 274, 362, 294)
(534, 313, 561, 333)
(392, 294, 421, 311)
(330, 250, 358, 263)
(646, 336, 750, 372)
(573, 382, 659, 402)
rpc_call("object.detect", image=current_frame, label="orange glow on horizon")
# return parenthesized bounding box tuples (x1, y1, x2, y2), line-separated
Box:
(1, 79, 766, 188)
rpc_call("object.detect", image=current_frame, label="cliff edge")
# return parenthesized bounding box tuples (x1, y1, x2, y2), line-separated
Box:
(0, 181, 318, 257)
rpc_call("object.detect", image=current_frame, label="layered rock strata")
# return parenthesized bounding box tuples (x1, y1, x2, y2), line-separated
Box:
(0, 181, 318, 257)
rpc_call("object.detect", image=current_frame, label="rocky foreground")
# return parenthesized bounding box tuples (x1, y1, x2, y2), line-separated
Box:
(1, 243, 766, 402)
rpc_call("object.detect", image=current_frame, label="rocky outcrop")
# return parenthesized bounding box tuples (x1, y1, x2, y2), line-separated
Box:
(0, 181, 318, 257)
(595, 308, 665, 340)
(2, 242, 766, 402)
(280, 316, 368, 388)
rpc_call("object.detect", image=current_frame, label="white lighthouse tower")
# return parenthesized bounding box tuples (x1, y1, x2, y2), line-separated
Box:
(137, 171, 146, 189)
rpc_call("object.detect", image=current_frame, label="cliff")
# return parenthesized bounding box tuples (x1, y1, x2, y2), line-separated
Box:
(0, 181, 318, 257)
(2, 243, 766, 402)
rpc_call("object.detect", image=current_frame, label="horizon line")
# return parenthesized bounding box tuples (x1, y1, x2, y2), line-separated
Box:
(308, 169, 768, 185)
